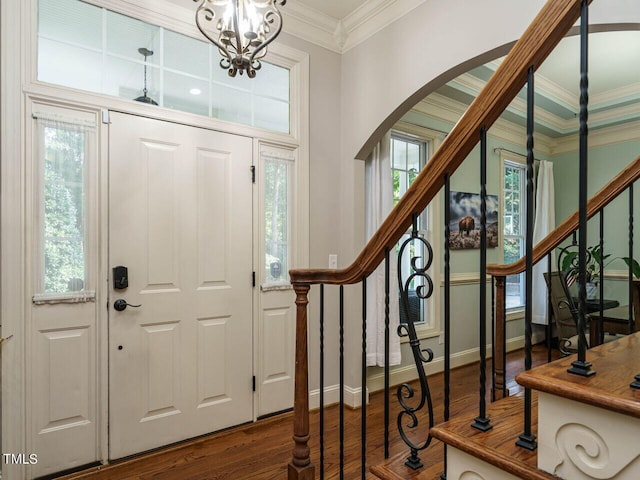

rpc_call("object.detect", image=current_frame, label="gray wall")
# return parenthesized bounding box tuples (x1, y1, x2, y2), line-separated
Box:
(553, 138, 640, 305)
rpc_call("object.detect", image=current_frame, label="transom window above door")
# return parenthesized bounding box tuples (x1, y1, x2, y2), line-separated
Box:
(37, 0, 290, 134)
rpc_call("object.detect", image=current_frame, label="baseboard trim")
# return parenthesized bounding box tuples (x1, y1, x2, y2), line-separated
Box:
(309, 384, 370, 410)
(309, 333, 544, 408)
(309, 332, 544, 410)
(366, 332, 545, 396)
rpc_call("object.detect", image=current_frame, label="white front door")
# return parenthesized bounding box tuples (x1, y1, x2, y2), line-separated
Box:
(108, 113, 254, 459)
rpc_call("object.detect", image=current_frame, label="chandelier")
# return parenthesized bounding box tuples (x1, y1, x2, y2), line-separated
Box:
(193, 0, 286, 78)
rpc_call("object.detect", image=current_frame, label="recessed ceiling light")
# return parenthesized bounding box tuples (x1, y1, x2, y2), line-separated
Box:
(190, 88, 201, 95)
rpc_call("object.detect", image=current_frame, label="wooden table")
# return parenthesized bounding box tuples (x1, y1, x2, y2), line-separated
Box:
(589, 304, 635, 346)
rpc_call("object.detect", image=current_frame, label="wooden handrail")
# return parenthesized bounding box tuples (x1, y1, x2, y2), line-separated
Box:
(290, 0, 590, 286)
(487, 155, 640, 277)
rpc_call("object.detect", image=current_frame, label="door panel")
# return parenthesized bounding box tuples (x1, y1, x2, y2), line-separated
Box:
(108, 113, 253, 459)
(258, 294, 295, 416)
(31, 305, 98, 476)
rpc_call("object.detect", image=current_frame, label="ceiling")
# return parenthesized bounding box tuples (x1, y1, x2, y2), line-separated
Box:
(433, 30, 640, 139)
(169, 0, 369, 21)
(295, 0, 369, 20)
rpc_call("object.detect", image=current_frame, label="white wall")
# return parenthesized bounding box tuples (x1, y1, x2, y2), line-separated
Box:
(340, 0, 640, 162)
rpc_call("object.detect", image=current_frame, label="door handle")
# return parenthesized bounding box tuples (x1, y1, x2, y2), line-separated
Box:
(113, 299, 142, 311)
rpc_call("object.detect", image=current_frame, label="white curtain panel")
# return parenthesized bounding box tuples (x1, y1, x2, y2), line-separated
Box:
(365, 132, 401, 366)
(532, 160, 555, 324)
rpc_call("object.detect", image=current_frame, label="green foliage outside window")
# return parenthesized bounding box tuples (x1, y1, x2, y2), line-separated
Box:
(43, 126, 85, 293)
(264, 158, 289, 283)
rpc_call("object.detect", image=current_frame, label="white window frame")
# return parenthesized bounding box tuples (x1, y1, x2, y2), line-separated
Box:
(31, 103, 99, 304)
(392, 121, 443, 340)
(500, 151, 527, 315)
(258, 142, 297, 291)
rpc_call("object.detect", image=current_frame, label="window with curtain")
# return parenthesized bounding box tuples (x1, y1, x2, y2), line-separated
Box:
(32, 106, 97, 303)
(262, 147, 295, 287)
(502, 157, 527, 310)
(391, 132, 430, 325)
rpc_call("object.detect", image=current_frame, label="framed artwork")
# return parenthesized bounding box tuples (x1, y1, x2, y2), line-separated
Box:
(449, 191, 499, 250)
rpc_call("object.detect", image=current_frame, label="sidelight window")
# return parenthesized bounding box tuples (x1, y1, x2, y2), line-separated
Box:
(261, 146, 295, 287)
(32, 106, 97, 302)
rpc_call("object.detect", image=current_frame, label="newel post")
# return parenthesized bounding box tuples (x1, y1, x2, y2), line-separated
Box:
(288, 283, 315, 480)
(493, 276, 507, 400)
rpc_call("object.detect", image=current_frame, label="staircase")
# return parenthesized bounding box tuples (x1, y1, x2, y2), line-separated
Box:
(370, 334, 640, 480)
(285, 0, 640, 479)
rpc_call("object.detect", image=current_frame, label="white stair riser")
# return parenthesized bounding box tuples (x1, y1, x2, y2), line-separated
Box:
(446, 447, 522, 480)
(538, 392, 640, 479)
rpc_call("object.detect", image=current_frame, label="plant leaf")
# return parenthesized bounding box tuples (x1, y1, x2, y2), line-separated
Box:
(561, 251, 578, 272)
(622, 257, 640, 279)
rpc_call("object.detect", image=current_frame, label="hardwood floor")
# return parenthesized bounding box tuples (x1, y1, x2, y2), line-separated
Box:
(59, 345, 558, 480)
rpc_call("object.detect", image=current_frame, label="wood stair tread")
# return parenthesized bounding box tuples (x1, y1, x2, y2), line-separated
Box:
(370, 458, 445, 480)
(517, 332, 640, 418)
(370, 451, 444, 480)
(429, 393, 555, 480)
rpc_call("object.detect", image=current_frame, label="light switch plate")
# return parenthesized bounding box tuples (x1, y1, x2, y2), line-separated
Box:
(329, 254, 338, 269)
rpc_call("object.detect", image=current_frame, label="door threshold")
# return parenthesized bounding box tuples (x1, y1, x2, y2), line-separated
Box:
(35, 462, 102, 480)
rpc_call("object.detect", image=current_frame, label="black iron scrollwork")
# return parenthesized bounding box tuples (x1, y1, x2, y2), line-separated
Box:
(556, 243, 591, 356)
(396, 215, 435, 470)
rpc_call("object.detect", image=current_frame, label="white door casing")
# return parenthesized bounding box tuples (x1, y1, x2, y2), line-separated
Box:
(108, 113, 254, 459)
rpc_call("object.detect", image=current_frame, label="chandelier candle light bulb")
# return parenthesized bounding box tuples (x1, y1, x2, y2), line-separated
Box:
(194, 0, 286, 78)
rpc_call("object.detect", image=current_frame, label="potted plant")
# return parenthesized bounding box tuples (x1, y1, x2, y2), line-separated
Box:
(561, 244, 640, 299)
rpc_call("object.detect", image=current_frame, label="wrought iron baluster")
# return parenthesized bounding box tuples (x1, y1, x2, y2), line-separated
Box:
(557, 243, 591, 355)
(599, 209, 605, 345)
(472, 126, 492, 433)
(396, 214, 435, 469)
(361, 277, 367, 480)
(629, 185, 635, 334)
(339, 285, 345, 479)
(384, 248, 391, 459)
(517, 65, 537, 451)
(491, 276, 496, 401)
(320, 284, 325, 480)
(547, 253, 553, 363)
(631, 184, 640, 390)
(568, 0, 595, 377)
(440, 173, 451, 480)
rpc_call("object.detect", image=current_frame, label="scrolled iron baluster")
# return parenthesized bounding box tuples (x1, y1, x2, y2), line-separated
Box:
(396, 215, 435, 470)
(556, 243, 592, 358)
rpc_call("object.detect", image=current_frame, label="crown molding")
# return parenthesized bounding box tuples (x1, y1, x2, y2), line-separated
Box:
(450, 71, 640, 138)
(282, 0, 427, 54)
(451, 74, 572, 135)
(413, 92, 640, 157)
(552, 118, 640, 155)
(341, 0, 427, 52)
(487, 59, 579, 113)
(282, 2, 342, 53)
(411, 93, 555, 156)
(593, 82, 640, 108)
